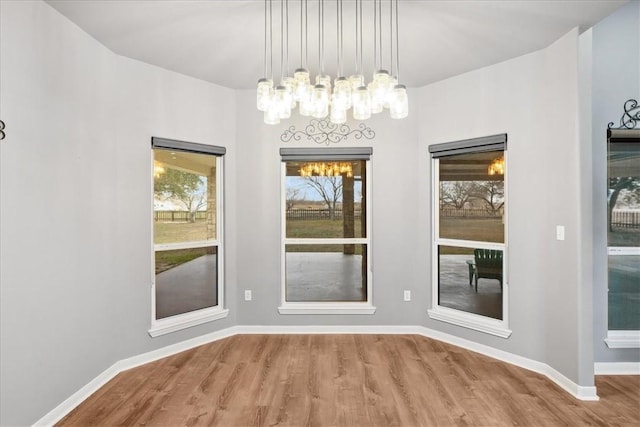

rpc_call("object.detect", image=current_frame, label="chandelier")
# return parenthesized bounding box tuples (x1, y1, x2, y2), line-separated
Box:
(487, 156, 505, 176)
(257, 0, 408, 125)
(298, 161, 353, 177)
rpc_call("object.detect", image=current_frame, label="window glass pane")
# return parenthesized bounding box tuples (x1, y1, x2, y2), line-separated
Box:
(285, 160, 366, 239)
(607, 138, 639, 333)
(438, 245, 503, 320)
(608, 254, 640, 330)
(155, 246, 218, 319)
(439, 151, 504, 243)
(607, 141, 640, 247)
(154, 149, 217, 244)
(285, 244, 367, 302)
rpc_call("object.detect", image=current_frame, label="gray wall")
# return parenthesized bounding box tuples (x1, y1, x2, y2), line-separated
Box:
(592, 0, 640, 363)
(1, 0, 636, 425)
(416, 29, 591, 383)
(235, 28, 593, 385)
(235, 95, 425, 326)
(0, 2, 238, 425)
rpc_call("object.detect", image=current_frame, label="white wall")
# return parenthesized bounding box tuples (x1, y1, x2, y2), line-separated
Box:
(417, 29, 589, 383)
(591, 0, 640, 364)
(0, 2, 237, 425)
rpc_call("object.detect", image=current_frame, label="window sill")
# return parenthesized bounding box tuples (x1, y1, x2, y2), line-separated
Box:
(428, 307, 512, 339)
(605, 330, 640, 348)
(148, 308, 229, 337)
(278, 303, 376, 315)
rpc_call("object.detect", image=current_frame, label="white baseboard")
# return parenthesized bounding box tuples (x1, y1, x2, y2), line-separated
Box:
(415, 327, 599, 400)
(33, 326, 241, 427)
(594, 362, 640, 375)
(33, 364, 122, 427)
(33, 324, 601, 426)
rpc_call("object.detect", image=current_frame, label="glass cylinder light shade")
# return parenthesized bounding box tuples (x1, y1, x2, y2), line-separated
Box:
(369, 70, 390, 114)
(299, 95, 313, 116)
(256, 78, 273, 112)
(389, 84, 408, 119)
(293, 68, 311, 102)
(349, 74, 365, 91)
(384, 75, 399, 109)
(352, 86, 371, 120)
(281, 76, 296, 108)
(316, 74, 332, 92)
(333, 77, 352, 110)
(312, 84, 329, 118)
(330, 104, 347, 124)
(264, 103, 280, 125)
(274, 85, 292, 119)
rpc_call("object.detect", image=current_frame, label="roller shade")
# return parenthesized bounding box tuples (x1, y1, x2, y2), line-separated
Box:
(280, 147, 372, 161)
(152, 137, 226, 156)
(607, 129, 640, 143)
(429, 134, 507, 158)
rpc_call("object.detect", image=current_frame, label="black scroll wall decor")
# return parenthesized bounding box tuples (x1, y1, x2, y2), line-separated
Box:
(280, 119, 375, 145)
(0, 120, 5, 140)
(608, 99, 640, 129)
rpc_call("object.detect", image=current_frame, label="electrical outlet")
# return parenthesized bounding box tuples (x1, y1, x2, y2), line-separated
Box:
(403, 290, 411, 302)
(244, 290, 252, 301)
(556, 225, 565, 241)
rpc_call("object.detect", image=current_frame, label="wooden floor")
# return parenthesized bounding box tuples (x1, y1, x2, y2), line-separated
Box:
(57, 335, 640, 426)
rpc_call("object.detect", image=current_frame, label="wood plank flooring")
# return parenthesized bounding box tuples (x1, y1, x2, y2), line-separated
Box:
(57, 335, 640, 426)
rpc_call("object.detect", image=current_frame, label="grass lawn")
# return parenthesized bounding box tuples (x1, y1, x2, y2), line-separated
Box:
(153, 217, 505, 257)
(154, 221, 213, 274)
(287, 219, 364, 253)
(154, 220, 209, 244)
(155, 248, 211, 274)
(439, 217, 503, 254)
(287, 219, 363, 238)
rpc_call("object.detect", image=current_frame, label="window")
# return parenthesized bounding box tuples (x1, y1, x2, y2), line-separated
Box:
(279, 147, 375, 314)
(149, 137, 228, 337)
(605, 129, 640, 348)
(428, 134, 511, 338)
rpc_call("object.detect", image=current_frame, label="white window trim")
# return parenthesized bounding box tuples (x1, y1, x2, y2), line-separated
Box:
(278, 158, 376, 314)
(427, 154, 512, 338)
(605, 247, 639, 347)
(605, 330, 640, 349)
(149, 153, 227, 337)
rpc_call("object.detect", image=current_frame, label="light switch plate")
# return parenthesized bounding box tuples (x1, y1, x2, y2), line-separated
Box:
(556, 225, 565, 241)
(244, 290, 252, 301)
(403, 290, 411, 302)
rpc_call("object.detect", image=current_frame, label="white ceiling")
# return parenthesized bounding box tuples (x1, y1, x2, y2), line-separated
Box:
(46, 0, 627, 90)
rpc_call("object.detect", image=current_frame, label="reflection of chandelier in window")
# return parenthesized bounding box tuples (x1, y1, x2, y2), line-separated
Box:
(153, 161, 166, 178)
(299, 161, 353, 177)
(488, 156, 505, 175)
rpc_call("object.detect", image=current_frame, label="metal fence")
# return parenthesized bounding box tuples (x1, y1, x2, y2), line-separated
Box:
(286, 208, 362, 220)
(154, 211, 206, 222)
(612, 210, 640, 229)
(439, 208, 502, 218)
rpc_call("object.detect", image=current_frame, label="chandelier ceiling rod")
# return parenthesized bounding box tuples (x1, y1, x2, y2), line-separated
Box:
(319, 0, 324, 76)
(373, 0, 378, 72)
(269, 0, 273, 80)
(280, 0, 284, 82)
(358, 0, 363, 76)
(389, 0, 393, 78)
(263, 0, 268, 79)
(337, 0, 343, 78)
(395, 0, 400, 81)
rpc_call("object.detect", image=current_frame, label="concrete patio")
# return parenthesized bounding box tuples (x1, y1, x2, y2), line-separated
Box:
(155, 252, 502, 319)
